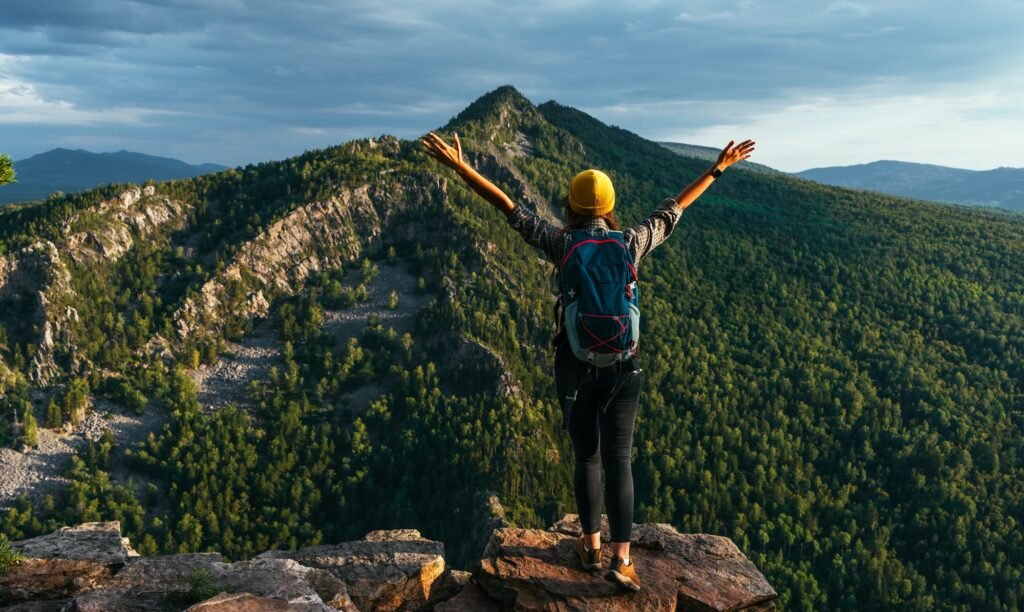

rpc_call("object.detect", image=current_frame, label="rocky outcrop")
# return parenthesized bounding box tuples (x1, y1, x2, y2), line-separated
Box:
(478, 514, 779, 611)
(0, 521, 138, 605)
(0, 241, 76, 383)
(173, 176, 447, 343)
(255, 528, 458, 611)
(1, 514, 776, 611)
(0, 186, 191, 384)
(62, 186, 191, 266)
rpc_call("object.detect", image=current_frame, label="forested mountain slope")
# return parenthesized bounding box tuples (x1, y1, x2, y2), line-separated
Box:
(2, 86, 1022, 611)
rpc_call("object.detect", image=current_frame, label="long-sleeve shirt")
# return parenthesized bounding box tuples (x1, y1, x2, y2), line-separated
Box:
(506, 196, 684, 272)
(505, 197, 686, 344)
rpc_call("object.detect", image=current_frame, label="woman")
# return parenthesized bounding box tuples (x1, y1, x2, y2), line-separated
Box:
(422, 130, 755, 592)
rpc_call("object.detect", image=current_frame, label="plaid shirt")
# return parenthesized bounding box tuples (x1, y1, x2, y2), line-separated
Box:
(506, 196, 684, 272)
(505, 197, 685, 342)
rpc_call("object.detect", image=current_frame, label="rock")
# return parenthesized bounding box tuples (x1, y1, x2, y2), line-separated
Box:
(204, 557, 357, 611)
(255, 528, 458, 611)
(184, 591, 334, 611)
(1, 515, 777, 612)
(67, 552, 225, 611)
(174, 176, 447, 343)
(433, 582, 501, 611)
(474, 514, 778, 611)
(1, 522, 135, 605)
(0, 600, 72, 611)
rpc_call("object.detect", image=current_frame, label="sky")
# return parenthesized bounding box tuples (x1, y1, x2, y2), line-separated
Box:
(1, 0, 1023, 172)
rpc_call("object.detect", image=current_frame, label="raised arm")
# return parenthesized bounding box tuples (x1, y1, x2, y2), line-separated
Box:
(673, 139, 756, 210)
(421, 131, 516, 215)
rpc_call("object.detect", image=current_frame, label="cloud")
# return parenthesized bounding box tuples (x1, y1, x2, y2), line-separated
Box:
(824, 1, 872, 17)
(0, 0, 1022, 169)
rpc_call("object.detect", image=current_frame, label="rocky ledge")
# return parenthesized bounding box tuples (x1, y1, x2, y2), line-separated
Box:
(1, 516, 776, 611)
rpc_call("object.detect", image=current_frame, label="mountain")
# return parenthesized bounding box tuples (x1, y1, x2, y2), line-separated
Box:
(2, 85, 1023, 611)
(0, 148, 227, 205)
(658, 141, 785, 176)
(796, 159, 1024, 211)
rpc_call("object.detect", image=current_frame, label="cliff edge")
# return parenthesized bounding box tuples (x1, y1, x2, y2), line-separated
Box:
(0, 514, 775, 611)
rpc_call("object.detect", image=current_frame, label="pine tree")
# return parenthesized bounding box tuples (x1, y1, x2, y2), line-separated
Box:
(21, 406, 39, 448)
(0, 154, 14, 187)
(45, 398, 62, 430)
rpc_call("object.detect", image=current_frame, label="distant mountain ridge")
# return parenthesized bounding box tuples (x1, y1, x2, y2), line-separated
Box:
(0, 148, 227, 205)
(796, 159, 1024, 211)
(657, 141, 785, 176)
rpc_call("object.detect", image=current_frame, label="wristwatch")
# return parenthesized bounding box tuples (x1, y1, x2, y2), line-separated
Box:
(710, 167, 723, 179)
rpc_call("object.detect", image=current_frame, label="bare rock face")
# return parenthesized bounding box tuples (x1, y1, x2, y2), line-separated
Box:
(474, 514, 778, 611)
(0, 521, 138, 605)
(255, 528, 460, 612)
(174, 176, 447, 344)
(0, 186, 191, 384)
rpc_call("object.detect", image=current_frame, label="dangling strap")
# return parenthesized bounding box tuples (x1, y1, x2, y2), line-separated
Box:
(599, 355, 642, 415)
(562, 362, 594, 430)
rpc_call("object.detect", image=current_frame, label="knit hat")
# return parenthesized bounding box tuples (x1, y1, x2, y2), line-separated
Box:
(568, 169, 615, 216)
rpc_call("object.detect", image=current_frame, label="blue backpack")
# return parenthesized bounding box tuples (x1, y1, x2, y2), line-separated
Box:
(560, 227, 640, 365)
(558, 227, 642, 428)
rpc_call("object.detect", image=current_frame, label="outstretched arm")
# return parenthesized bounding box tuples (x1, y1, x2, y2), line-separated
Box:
(421, 131, 516, 215)
(673, 139, 756, 210)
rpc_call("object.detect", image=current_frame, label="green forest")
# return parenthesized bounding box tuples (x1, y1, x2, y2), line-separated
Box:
(2, 86, 1022, 611)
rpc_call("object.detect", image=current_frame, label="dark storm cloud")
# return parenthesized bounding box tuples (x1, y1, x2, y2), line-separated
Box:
(2, 0, 1022, 168)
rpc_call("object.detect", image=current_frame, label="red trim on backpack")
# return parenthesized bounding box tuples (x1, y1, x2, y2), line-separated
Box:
(581, 315, 626, 352)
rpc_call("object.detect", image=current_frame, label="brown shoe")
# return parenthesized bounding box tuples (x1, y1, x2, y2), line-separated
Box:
(606, 555, 641, 591)
(575, 534, 603, 571)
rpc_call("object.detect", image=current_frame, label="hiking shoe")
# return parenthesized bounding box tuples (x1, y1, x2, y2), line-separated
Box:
(575, 534, 603, 571)
(606, 555, 641, 591)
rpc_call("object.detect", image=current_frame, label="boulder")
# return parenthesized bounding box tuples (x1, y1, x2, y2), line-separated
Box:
(0, 521, 136, 605)
(473, 514, 777, 611)
(255, 528, 459, 611)
(204, 558, 357, 611)
(67, 552, 224, 611)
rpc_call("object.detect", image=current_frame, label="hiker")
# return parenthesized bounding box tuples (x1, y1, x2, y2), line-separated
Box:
(422, 130, 755, 592)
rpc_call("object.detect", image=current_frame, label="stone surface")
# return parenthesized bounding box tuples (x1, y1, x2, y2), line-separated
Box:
(68, 552, 224, 611)
(0, 522, 135, 605)
(185, 591, 334, 611)
(0, 600, 72, 611)
(476, 514, 777, 611)
(1, 515, 777, 612)
(255, 528, 458, 611)
(205, 557, 357, 611)
(433, 582, 501, 611)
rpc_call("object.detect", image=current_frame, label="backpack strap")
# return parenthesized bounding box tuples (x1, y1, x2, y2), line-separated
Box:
(562, 361, 594, 430)
(598, 355, 643, 415)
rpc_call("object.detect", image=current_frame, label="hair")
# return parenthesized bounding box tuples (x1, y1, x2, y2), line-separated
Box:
(559, 196, 619, 236)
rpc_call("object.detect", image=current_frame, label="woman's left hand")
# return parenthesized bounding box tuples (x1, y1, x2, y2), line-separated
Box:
(421, 131, 465, 171)
(715, 139, 756, 170)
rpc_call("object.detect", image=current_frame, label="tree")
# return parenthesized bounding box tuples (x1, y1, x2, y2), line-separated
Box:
(0, 154, 13, 187)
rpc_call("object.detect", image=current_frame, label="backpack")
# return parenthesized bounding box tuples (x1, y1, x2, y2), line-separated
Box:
(557, 227, 642, 429)
(559, 227, 640, 366)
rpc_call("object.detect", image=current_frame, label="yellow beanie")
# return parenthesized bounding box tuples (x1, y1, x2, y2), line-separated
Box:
(568, 169, 615, 216)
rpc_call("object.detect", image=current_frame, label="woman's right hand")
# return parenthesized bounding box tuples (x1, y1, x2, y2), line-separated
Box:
(715, 139, 756, 171)
(421, 131, 465, 171)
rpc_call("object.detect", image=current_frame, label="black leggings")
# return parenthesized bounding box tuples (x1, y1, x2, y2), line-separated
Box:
(555, 339, 643, 543)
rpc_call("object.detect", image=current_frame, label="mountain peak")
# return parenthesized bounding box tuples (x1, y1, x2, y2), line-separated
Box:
(441, 84, 542, 135)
